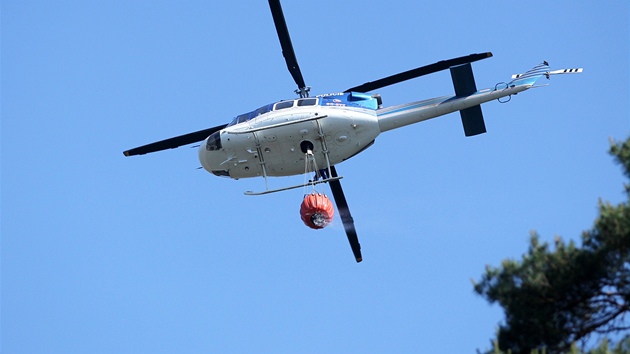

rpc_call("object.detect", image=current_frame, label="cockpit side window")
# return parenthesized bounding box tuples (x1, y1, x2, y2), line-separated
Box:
(228, 104, 275, 127)
(297, 98, 317, 106)
(227, 114, 248, 127)
(274, 100, 294, 110)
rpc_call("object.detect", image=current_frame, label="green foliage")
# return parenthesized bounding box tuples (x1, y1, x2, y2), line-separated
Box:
(475, 138, 630, 354)
(585, 335, 630, 354)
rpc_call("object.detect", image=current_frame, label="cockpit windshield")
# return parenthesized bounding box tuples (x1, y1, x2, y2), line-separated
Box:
(227, 103, 274, 127)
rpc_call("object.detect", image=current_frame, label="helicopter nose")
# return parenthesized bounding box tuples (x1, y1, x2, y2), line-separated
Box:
(198, 133, 230, 177)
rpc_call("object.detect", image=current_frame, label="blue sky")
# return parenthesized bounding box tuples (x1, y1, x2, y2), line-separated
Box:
(2, 1, 628, 353)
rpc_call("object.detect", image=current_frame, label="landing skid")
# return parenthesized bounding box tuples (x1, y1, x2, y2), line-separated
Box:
(244, 176, 343, 196)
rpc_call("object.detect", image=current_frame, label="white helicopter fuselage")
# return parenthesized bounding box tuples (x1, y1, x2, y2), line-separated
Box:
(199, 99, 380, 179)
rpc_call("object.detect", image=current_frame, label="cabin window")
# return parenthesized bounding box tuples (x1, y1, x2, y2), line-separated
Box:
(274, 100, 294, 110)
(297, 98, 317, 107)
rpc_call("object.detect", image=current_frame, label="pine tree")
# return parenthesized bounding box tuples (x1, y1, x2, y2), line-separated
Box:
(474, 138, 630, 354)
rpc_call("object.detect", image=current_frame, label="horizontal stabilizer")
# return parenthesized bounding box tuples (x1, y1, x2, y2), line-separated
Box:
(450, 63, 486, 137)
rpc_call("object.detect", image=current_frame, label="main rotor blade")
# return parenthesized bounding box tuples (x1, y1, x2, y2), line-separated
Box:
(329, 166, 363, 263)
(268, 0, 307, 93)
(345, 52, 493, 93)
(123, 124, 227, 157)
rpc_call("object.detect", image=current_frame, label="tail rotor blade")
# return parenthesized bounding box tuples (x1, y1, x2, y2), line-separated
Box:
(345, 52, 493, 93)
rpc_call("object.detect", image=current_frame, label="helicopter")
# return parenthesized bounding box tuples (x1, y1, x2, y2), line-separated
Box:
(124, 0, 582, 263)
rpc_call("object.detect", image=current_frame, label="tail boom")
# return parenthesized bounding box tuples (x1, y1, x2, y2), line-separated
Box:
(376, 83, 530, 133)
